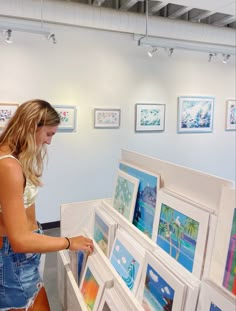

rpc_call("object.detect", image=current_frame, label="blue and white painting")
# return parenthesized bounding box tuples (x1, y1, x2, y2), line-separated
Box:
(94, 213, 109, 256)
(119, 162, 159, 238)
(209, 302, 222, 311)
(142, 263, 175, 311)
(110, 238, 140, 292)
(178, 96, 214, 132)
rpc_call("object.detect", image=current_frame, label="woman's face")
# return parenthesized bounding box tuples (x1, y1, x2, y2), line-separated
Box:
(35, 125, 58, 147)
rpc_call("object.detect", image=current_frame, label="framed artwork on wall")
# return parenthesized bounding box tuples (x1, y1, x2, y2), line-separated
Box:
(112, 169, 139, 222)
(137, 251, 186, 311)
(152, 189, 210, 278)
(94, 108, 121, 128)
(177, 96, 214, 133)
(225, 100, 236, 131)
(119, 160, 160, 238)
(53, 105, 76, 131)
(135, 103, 165, 132)
(0, 103, 19, 129)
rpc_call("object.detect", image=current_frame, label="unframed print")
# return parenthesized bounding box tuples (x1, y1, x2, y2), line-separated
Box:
(112, 169, 139, 222)
(152, 190, 210, 277)
(225, 100, 236, 131)
(119, 161, 160, 238)
(109, 229, 145, 295)
(178, 96, 214, 133)
(137, 252, 186, 311)
(197, 280, 236, 311)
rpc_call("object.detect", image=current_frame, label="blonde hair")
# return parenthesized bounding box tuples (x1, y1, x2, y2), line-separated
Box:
(0, 99, 60, 186)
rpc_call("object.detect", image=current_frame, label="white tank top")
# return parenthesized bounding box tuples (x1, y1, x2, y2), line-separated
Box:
(0, 155, 39, 212)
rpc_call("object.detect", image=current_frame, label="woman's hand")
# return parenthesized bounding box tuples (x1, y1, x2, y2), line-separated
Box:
(67, 235, 94, 254)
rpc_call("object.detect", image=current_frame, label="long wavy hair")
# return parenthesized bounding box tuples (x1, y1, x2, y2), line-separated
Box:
(0, 99, 60, 186)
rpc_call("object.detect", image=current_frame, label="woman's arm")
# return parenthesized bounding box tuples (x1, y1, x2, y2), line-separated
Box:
(0, 158, 93, 254)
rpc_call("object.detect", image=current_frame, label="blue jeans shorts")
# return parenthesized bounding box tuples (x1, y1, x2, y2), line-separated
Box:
(0, 227, 44, 310)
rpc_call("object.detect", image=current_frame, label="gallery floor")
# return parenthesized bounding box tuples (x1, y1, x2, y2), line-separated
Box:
(44, 227, 62, 311)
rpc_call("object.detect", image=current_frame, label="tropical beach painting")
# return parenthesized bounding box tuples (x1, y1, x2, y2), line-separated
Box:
(223, 208, 236, 296)
(112, 169, 139, 221)
(178, 96, 214, 133)
(80, 267, 100, 311)
(110, 238, 140, 292)
(119, 161, 160, 238)
(142, 263, 175, 311)
(156, 203, 199, 272)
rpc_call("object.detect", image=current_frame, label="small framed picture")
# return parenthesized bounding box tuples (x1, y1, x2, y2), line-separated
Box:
(225, 100, 236, 131)
(178, 96, 214, 133)
(135, 103, 165, 132)
(0, 103, 19, 129)
(54, 105, 76, 131)
(94, 108, 120, 128)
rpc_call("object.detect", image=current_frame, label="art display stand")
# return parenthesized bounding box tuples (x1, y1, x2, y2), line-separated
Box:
(57, 149, 235, 311)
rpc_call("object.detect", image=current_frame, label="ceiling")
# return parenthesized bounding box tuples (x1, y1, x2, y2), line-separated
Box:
(63, 0, 236, 29)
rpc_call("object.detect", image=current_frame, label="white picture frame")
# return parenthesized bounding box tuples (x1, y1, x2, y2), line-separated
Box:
(112, 169, 139, 222)
(92, 207, 117, 257)
(137, 251, 186, 311)
(197, 280, 236, 311)
(152, 189, 210, 278)
(97, 287, 129, 311)
(69, 250, 89, 285)
(209, 187, 236, 295)
(79, 256, 107, 311)
(109, 229, 145, 295)
(177, 96, 214, 133)
(119, 160, 161, 238)
(54, 105, 76, 131)
(135, 103, 165, 132)
(0, 103, 19, 129)
(225, 100, 236, 131)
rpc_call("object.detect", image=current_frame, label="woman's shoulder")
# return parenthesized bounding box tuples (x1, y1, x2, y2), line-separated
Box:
(0, 154, 22, 176)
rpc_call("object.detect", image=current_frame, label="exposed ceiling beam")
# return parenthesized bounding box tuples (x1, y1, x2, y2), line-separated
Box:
(120, 0, 139, 10)
(190, 11, 215, 22)
(149, 2, 167, 15)
(212, 15, 236, 26)
(168, 6, 192, 18)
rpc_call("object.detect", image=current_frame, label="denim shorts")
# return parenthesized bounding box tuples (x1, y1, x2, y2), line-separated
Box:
(0, 227, 44, 311)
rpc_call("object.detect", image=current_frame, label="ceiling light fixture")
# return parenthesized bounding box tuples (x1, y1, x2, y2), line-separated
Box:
(47, 33, 57, 44)
(168, 48, 174, 57)
(222, 54, 230, 64)
(147, 47, 158, 57)
(4, 29, 13, 43)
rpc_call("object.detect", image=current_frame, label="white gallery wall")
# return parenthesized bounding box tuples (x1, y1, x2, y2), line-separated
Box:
(0, 23, 235, 223)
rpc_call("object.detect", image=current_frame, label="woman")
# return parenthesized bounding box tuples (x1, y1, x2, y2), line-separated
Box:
(0, 99, 94, 311)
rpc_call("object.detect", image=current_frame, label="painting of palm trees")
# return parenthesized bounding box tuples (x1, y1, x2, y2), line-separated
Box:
(156, 203, 199, 272)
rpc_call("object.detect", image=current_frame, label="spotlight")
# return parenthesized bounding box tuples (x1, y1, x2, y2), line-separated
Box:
(168, 48, 174, 57)
(4, 29, 13, 43)
(208, 53, 215, 62)
(222, 54, 230, 64)
(147, 47, 158, 57)
(47, 33, 57, 44)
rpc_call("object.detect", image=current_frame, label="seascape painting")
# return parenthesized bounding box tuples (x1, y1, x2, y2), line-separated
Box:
(156, 203, 199, 272)
(110, 238, 140, 292)
(226, 100, 236, 130)
(178, 96, 214, 133)
(223, 208, 236, 296)
(119, 161, 159, 238)
(135, 104, 165, 131)
(94, 213, 109, 256)
(112, 170, 139, 221)
(142, 263, 175, 311)
(209, 303, 222, 311)
(80, 267, 100, 311)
